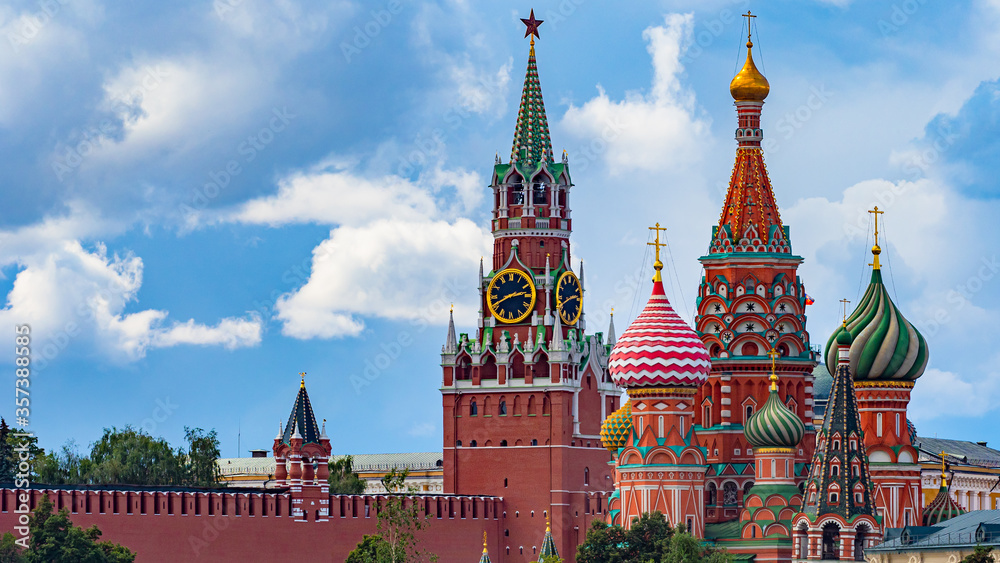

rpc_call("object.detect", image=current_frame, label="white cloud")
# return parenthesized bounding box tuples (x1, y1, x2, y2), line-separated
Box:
(275, 217, 489, 339)
(222, 157, 492, 339)
(0, 205, 262, 363)
(559, 13, 711, 175)
(909, 367, 999, 420)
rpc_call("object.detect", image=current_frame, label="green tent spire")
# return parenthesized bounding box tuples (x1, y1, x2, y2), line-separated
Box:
(510, 37, 554, 167)
(538, 518, 559, 559)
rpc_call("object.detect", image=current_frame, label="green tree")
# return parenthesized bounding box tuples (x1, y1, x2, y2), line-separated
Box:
(184, 427, 222, 486)
(4, 427, 44, 483)
(0, 419, 15, 482)
(0, 532, 24, 563)
(534, 555, 564, 563)
(87, 427, 184, 486)
(578, 514, 729, 563)
(962, 546, 995, 563)
(329, 455, 367, 494)
(345, 467, 437, 563)
(19, 495, 135, 562)
(32, 427, 223, 488)
(345, 535, 388, 563)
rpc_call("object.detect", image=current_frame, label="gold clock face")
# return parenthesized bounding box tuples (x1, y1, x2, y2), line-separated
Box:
(487, 268, 536, 324)
(556, 271, 583, 325)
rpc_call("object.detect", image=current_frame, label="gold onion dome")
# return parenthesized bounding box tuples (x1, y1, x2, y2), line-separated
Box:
(743, 376, 805, 449)
(600, 401, 632, 451)
(730, 40, 770, 102)
(825, 268, 928, 381)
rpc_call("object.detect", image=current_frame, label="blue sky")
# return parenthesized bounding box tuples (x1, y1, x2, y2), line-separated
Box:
(1, 0, 999, 458)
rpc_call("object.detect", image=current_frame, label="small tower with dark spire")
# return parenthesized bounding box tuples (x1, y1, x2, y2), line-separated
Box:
(793, 329, 880, 560)
(273, 373, 332, 522)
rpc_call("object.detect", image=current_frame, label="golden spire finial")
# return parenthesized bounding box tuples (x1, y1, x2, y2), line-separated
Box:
(767, 348, 779, 391)
(940, 451, 948, 487)
(299, 372, 306, 388)
(546, 515, 551, 532)
(648, 223, 667, 282)
(730, 11, 769, 102)
(483, 530, 488, 553)
(840, 299, 851, 325)
(868, 206, 884, 270)
(450, 303, 454, 314)
(744, 11, 756, 47)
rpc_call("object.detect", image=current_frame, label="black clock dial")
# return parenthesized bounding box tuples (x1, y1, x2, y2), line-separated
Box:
(487, 269, 536, 324)
(556, 271, 583, 325)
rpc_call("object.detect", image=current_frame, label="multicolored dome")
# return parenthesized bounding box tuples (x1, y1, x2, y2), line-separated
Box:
(922, 483, 965, 526)
(608, 278, 711, 389)
(825, 269, 928, 381)
(600, 401, 632, 451)
(744, 375, 805, 449)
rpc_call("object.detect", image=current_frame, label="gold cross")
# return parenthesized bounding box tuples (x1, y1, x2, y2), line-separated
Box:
(743, 11, 756, 43)
(648, 223, 667, 263)
(868, 206, 884, 247)
(299, 372, 306, 388)
(840, 299, 851, 323)
(648, 223, 667, 282)
(767, 348, 779, 390)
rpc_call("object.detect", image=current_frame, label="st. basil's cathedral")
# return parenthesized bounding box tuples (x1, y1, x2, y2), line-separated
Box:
(0, 10, 982, 563)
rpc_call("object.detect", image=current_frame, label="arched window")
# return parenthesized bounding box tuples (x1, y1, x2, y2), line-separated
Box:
(530, 439, 538, 446)
(584, 467, 590, 486)
(832, 465, 839, 477)
(877, 413, 883, 437)
(822, 522, 841, 560)
(703, 404, 712, 426)
(745, 405, 754, 421)
(833, 439, 841, 451)
(743, 481, 755, 499)
(829, 492, 839, 504)
(470, 399, 478, 416)
(499, 400, 507, 416)
(470, 440, 477, 447)
(706, 482, 717, 505)
(500, 440, 508, 447)
(723, 482, 738, 505)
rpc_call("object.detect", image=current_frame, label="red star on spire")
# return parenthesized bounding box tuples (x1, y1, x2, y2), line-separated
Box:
(521, 9, 543, 39)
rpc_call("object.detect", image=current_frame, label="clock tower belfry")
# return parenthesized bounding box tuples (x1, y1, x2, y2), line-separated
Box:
(440, 12, 619, 561)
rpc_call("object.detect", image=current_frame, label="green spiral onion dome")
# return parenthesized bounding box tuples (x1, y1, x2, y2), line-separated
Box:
(600, 401, 632, 451)
(825, 269, 928, 381)
(743, 380, 805, 449)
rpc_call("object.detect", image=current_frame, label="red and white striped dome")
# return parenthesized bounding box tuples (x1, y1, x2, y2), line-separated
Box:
(609, 280, 711, 388)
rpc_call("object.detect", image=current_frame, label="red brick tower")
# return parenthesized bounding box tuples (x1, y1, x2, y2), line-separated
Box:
(440, 13, 619, 561)
(606, 234, 712, 535)
(693, 19, 818, 524)
(273, 375, 332, 522)
(826, 209, 928, 529)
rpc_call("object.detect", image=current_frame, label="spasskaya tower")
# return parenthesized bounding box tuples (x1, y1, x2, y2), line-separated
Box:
(440, 11, 619, 561)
